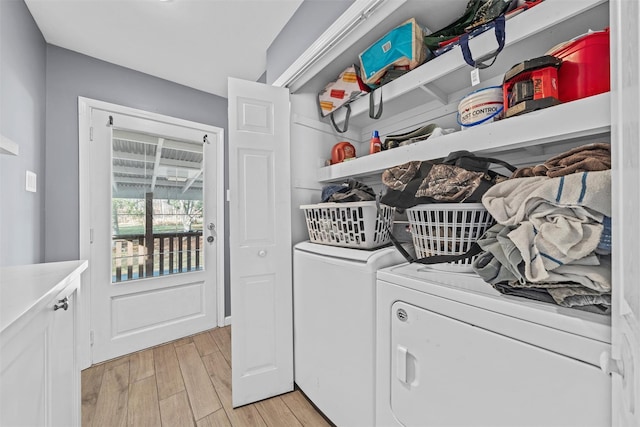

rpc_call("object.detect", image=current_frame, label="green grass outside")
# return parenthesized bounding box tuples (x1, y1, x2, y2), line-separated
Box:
(115, 223, 203, 235)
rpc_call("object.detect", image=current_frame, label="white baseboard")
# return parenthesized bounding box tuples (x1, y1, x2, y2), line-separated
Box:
(224, 316, 232, 326)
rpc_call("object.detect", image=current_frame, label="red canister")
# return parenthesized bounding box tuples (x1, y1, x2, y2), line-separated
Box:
(548, 28, 610, 103)
(331, 142, 356, 164)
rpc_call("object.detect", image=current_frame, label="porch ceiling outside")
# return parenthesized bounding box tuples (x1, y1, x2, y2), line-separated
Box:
(111, 129, 203, 200)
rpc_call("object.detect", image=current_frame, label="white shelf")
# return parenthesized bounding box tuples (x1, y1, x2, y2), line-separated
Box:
(330, 0, 608, 127)
(317, 92, 610, 183)
(0, 135, 19, 156)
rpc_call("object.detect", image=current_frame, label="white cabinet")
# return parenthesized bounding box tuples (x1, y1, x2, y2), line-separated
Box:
(0, 261, 87, 427)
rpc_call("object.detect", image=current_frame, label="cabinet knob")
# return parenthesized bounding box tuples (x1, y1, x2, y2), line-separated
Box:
(54, 297, 69, 311)
(258, 250, 267, 257)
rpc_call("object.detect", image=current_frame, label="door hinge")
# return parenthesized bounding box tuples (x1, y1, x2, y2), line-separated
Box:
(89, 126, 93, 141)
(600, 351, 624, 376)
(226, 189, 231, 202)
(90, 330, 94, 346)
(90, 228, 94, 244)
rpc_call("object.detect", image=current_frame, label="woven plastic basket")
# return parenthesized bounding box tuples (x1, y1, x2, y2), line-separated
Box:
(406, 203, 494, 272)
(300, 201, 395, 249)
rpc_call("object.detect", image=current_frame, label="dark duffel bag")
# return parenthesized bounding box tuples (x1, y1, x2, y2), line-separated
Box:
(380, 150, 516, 210)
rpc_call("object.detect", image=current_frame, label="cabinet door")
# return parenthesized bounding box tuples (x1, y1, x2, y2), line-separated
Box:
(228, 77, 293, 407)
(0, 287, 78, 427)
(610, 1, 640, 425)
(50, 288, 79, 427)
(0, 308, 51, 427)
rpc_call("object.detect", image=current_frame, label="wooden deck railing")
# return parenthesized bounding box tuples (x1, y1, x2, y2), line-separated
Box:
(112, 231, 203, 282)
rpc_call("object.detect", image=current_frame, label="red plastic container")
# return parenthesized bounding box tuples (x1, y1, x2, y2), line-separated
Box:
(548, 28, 610, 103)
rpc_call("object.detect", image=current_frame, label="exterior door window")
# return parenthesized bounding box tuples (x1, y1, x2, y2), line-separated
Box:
(111, 129, 204, 282)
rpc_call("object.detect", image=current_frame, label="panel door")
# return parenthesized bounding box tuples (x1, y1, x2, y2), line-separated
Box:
(228, 77, 293, 407)
(610, 1, 640, 425)
(87, 105, 223, 363)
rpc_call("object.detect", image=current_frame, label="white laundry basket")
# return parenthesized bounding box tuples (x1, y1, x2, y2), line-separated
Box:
(406, 203, 494, 272)
(301, 201, 395, 249)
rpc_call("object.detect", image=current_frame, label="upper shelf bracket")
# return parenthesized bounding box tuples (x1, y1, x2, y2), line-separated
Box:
(419, 83, 449, 105)
(0, 135, 19, 156)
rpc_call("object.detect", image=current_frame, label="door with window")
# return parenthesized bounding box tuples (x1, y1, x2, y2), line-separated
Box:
(81, 100, 224, 363)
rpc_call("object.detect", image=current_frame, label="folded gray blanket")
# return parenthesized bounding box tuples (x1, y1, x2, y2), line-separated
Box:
(473, 223, 611, 291)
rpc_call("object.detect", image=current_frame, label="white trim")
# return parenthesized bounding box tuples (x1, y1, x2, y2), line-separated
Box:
(0, 135, 19, 156)
(272, 0, 404, 92)
(78, 97, 226, 362)
(224, 316, 232, 326)
(78, 99, 92, 369)
(216, 130, 226, 328)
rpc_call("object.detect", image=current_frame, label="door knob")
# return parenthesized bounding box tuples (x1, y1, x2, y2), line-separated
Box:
(258, 250, 267, 257)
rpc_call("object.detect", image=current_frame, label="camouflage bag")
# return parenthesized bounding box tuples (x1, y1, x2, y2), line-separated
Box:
(380, 150, 516, 210)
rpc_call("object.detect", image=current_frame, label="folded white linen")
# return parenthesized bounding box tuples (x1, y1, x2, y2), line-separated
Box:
(483, 170, 611, 281)
(482, 170, 611, 225)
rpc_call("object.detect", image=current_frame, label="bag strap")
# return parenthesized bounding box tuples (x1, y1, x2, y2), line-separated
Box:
(330, 103, 351, 133)
(377, 196, 485, 266)
(459, 14, 506, 69)
(387, 227, 415, 263)
(387, 223, 484, 265)
(369, 89, 383, 119)
(386, 219, 483, 265)
(477, 156, 517, 172)
(412, 242, 483, 265)
(443, 151, 518, 173)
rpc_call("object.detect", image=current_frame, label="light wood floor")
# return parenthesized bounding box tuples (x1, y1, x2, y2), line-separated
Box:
(82, 326, 332, 427)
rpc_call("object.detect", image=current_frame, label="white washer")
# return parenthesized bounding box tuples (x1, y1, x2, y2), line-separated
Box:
(293, 241, 406, 427)
(376, 263, 612, 427)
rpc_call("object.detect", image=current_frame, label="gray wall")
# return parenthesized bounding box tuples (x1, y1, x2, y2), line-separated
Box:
(266, 0, 354, 84)
(0, 0, 47, 266)
(44, 45, 231, 314)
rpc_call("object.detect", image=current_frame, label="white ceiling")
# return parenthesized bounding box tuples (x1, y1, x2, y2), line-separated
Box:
(24, 0, 304, 98)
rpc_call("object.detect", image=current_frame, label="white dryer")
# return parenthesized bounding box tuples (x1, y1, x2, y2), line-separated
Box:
(293, 241, 406, 427)
(376, 263, 612, 427)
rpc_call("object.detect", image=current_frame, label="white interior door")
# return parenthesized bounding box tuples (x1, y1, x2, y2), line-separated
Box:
(228, 77, 293, 407)
(81, 100, 224, 364)
(610, 1, 640, 425)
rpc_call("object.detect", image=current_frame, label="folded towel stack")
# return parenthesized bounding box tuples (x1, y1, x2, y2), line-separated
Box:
(473, 143, 612, 314)
(511, 142, 611, 178)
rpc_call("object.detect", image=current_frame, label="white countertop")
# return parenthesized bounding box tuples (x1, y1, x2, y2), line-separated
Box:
(0, 260, 88, 334)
